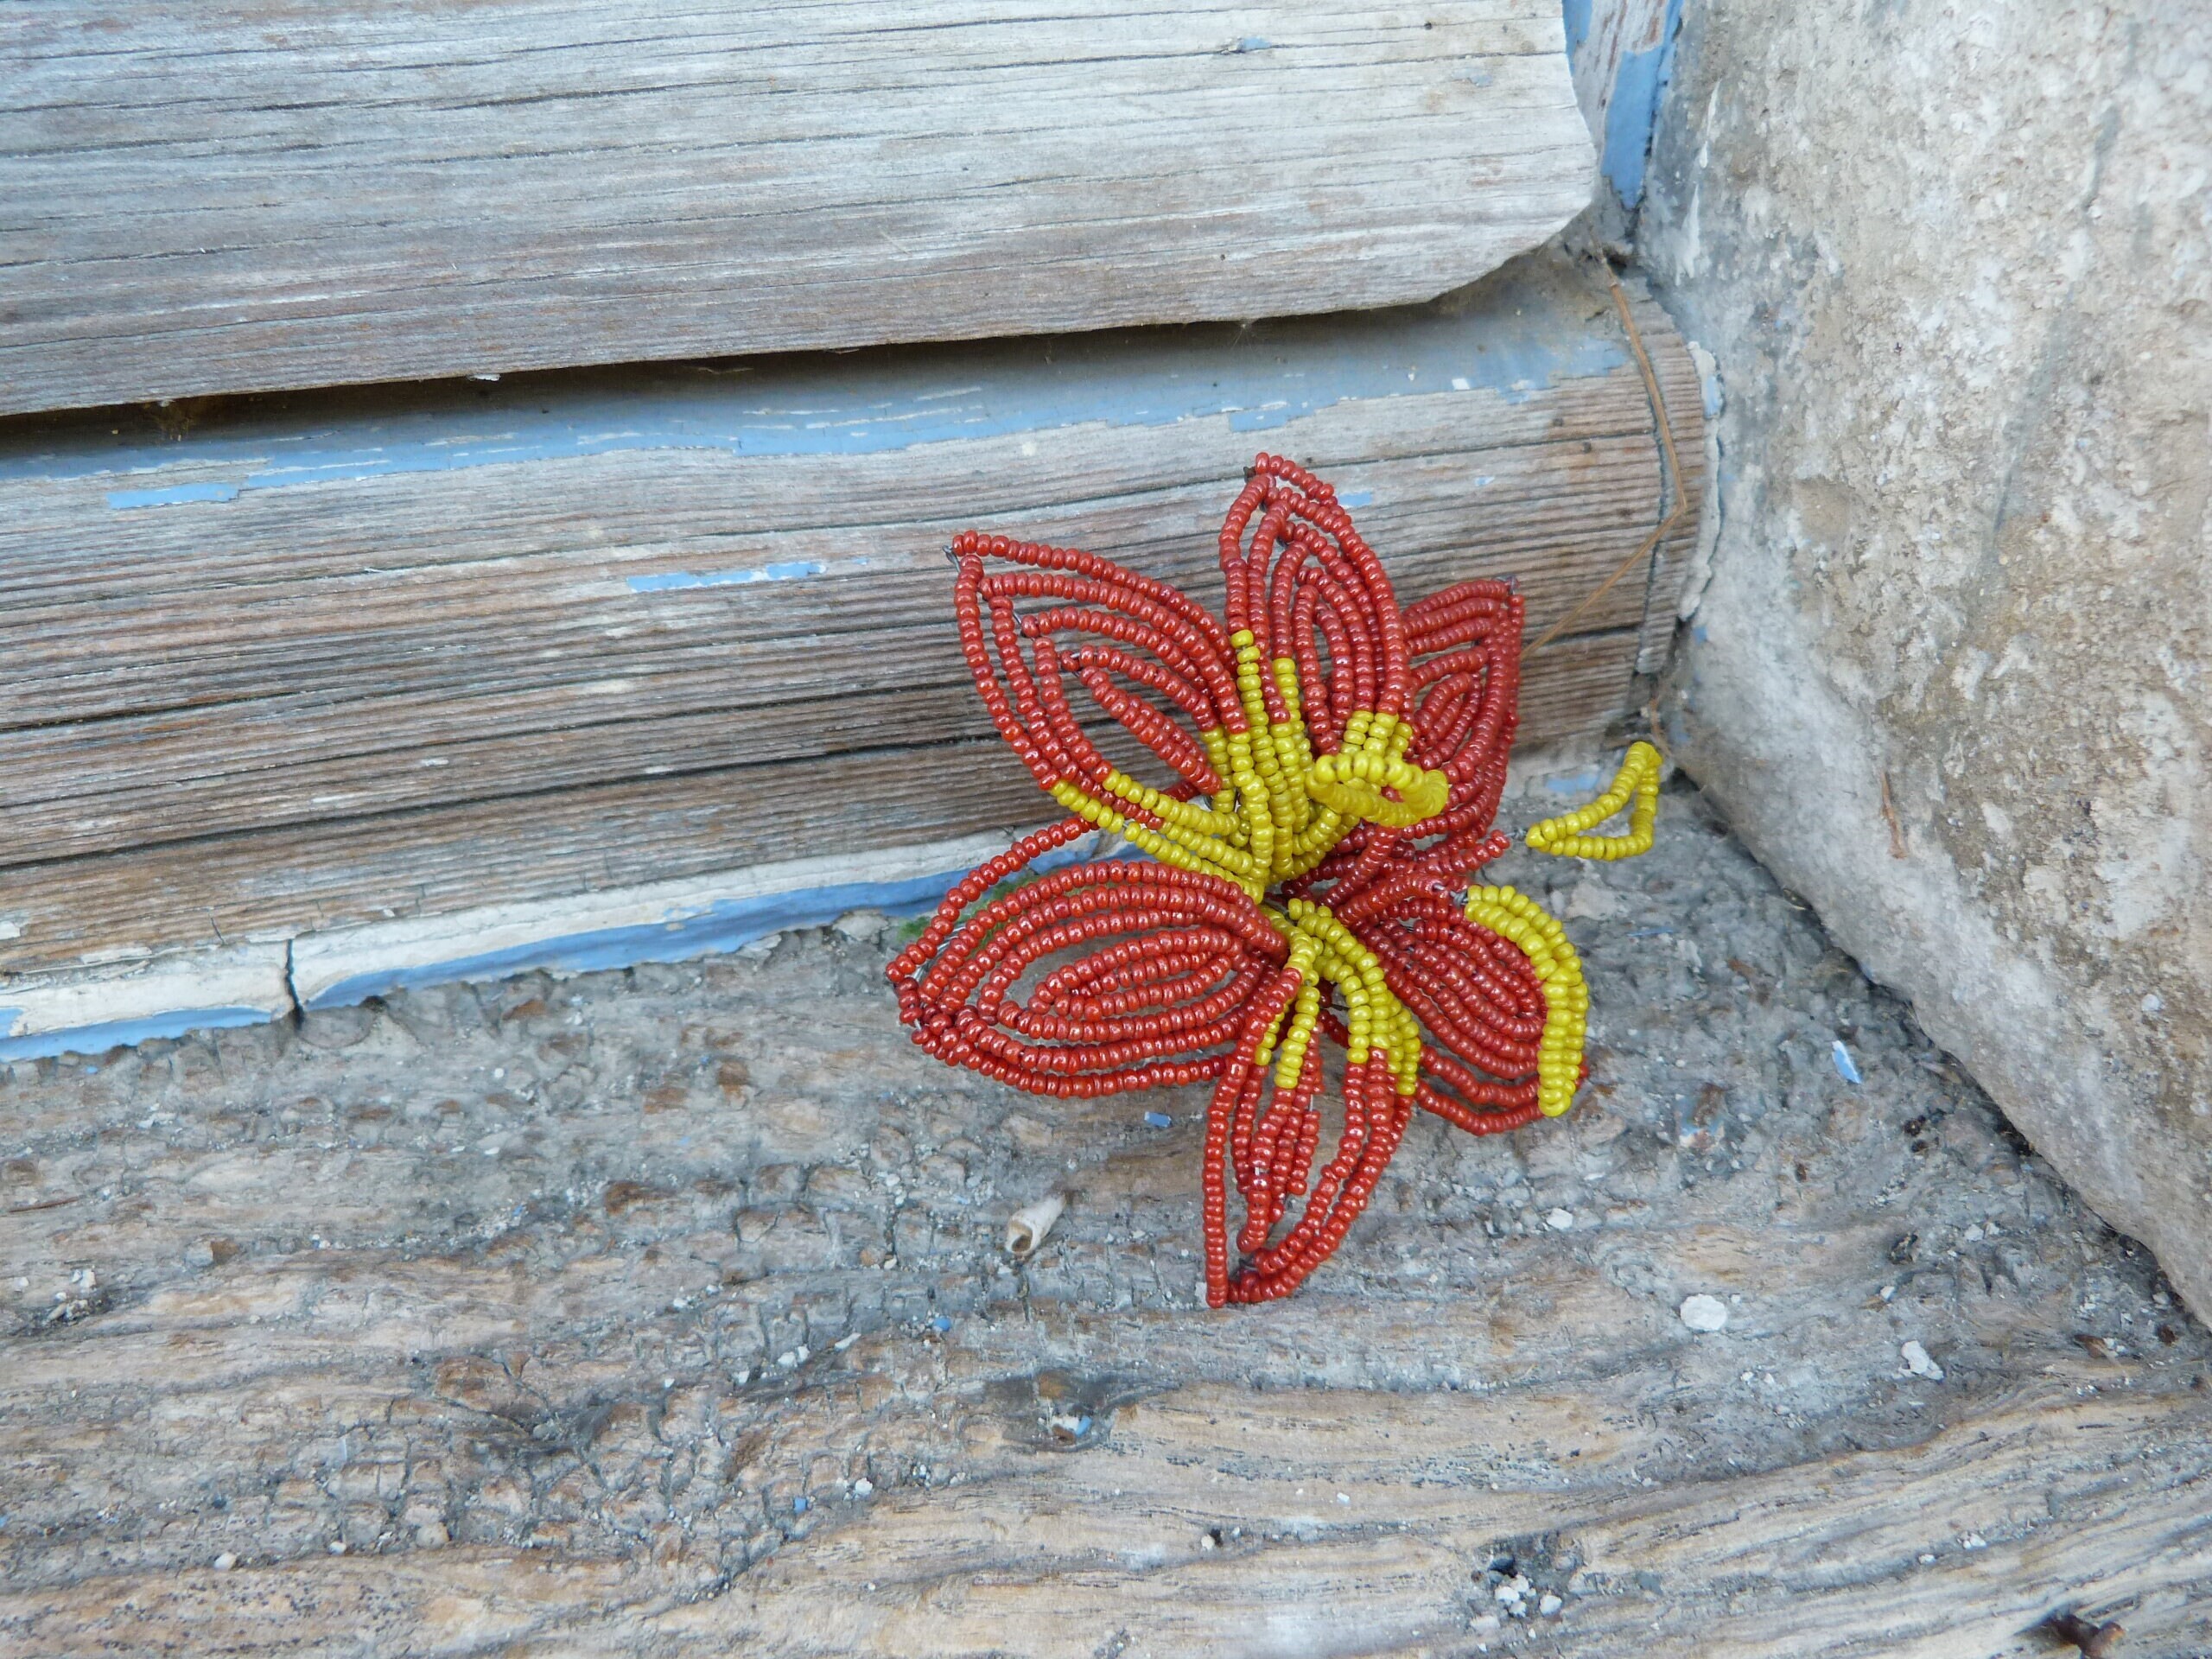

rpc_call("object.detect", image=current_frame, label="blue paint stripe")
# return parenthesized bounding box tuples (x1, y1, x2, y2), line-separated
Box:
(303, 838, 1142, 1012)
(1561, 0, 1593, 54)
(6, 270, 1627, 505)
(105, 481, 240, 510)
(0, 1004, 272, 1063)
(305, 872, 968, 1008)
(627, 559, 827, 594)
(8, 842, 1150, 1055)
(1598, 0, 1686, 209)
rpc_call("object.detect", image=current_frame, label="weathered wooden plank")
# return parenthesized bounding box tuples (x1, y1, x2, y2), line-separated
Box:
(3, 798, 2207, 1653)
(0, 0, 1593, 415)
(0, 631, 1638, 977)
(0, 524, 1656, 865)
(0, 252, 1691, 1006)
(0, 438, 1660, 732)
(0, 944, 295, 1063)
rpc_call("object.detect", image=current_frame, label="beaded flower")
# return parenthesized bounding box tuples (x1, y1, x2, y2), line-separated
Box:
(888, 454, 1662, 1306)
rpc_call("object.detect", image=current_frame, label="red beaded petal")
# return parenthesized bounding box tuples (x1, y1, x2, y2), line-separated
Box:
(890, 458, 1575, 1309)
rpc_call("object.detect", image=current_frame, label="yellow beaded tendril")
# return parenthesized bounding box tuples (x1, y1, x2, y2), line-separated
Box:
(1051, 653, 1658, 1122)
(1056, 708, 1665, 1128)
(1526, 741, 1662, 861)
(1463, 884, 1589, 1116)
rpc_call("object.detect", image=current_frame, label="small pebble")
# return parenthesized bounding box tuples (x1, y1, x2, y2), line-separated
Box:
(832, 910, 890, 942)
(1680, 1294, 1730, 1332)
(212, 1552, 238, 1572)
(1538, 1593, 1564, 1616)
(1545, 1207, 1575, 1231)
(853, 1478, 874, 1497)
(1902, 1340, 1945, 1381)
(930, 1313, 953, 1333)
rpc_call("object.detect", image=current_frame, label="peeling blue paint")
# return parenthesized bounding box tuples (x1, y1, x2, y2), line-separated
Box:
(105, 481, 240, 510)
(628, 560, 826, 594)
(0, 1004, 272, 1063)
(8, 270, 1628, 506)
(1561, 0, 1593, 54)
(1598, 0, 1685, 208)
(302, 839, 1135, 1012)
(1337, 490, 1375, 508)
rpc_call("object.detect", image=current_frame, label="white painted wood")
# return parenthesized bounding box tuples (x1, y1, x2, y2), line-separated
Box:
(287, 826, 1052, 1010)
(0, 944, 292, 1060)
(0, 0, 1594, 414)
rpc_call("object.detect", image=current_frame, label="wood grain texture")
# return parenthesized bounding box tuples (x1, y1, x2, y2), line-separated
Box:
(0, 633, 1641, 977)
(0, 0, 1593, 416)
(0, 252, 1695, 981)
(4, 791, 2207, 1655)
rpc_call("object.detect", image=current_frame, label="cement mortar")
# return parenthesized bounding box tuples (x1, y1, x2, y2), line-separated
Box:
(1638, 1, 2212, 1311)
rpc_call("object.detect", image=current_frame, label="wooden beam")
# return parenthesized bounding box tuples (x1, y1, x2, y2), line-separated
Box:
(0, 632, 1642, 981)
(0, 252, 1694, 990)
(0, 0, 1593, 415)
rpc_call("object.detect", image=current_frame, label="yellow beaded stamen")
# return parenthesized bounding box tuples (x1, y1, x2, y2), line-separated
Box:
(1526, 741, 1662, 861)
(1056, 641, 1462, 1097)
(1462, 884, 1589, 1116)
(1269, 899, 1423, 1097)
(1305, 747, 1450, 829)
(1047, 642, 1467, 903)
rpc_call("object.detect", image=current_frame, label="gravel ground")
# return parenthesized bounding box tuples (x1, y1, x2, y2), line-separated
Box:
(3, 772, 2208, 1655)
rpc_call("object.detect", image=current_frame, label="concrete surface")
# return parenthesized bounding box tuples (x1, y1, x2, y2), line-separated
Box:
(5, 775, 2209, 1655)
(1638, 1, 2212, 1313)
